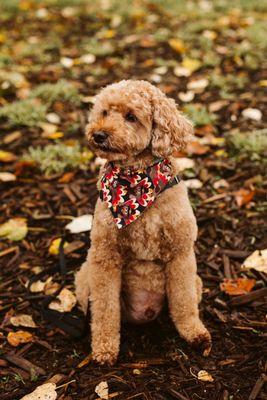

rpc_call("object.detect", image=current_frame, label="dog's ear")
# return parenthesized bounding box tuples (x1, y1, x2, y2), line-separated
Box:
(150, 88, 193, 157)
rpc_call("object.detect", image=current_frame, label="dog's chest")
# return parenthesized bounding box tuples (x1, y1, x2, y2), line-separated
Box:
(119, 201, 174, 263)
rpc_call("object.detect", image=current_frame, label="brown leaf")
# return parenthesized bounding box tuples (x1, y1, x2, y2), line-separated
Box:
(186, 141, 210, 155)
(7, 330, 33, 347)
(58, 172, 75, 183)
(220, 278, 256, 296)
(234, 189, 255, 207)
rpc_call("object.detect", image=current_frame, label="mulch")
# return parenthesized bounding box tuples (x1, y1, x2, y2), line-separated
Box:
(0, 2, 267, 399)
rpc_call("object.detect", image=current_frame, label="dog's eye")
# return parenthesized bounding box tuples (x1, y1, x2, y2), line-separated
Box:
(125, 112, 137, 122)
(102, 110, 108, 117)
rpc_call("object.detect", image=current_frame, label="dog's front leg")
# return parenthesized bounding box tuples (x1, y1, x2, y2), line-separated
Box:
(166, 248, 211, 355)
(87, 239, 122, 365)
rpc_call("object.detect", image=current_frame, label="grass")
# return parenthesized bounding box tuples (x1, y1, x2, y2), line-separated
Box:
(0, 99, 47, 127)
(30, 80, 81, 106)
(23, 143, 93, 175)
(227, 129, 267, 161)
(183, 104, 217, 127)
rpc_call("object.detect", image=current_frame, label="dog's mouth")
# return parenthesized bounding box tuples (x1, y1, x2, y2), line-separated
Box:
(97, 143, 119, 153)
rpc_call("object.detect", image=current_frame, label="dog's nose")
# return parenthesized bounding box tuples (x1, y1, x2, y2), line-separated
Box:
(93, 131, 108, 144)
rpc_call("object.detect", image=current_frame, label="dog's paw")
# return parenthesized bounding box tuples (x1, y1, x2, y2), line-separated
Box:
(191, 331, 212, 356)
(92, 351, 118, 366)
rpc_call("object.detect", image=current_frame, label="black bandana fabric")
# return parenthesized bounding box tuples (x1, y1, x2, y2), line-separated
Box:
(100, 159, 179, 229)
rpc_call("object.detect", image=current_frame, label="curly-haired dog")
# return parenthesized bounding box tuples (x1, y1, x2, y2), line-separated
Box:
(75, 80, 211, 365)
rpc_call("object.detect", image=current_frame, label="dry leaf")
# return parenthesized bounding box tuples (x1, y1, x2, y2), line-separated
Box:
(178, 91, 195, 102)
(0, 150, 17, 162)
(0, 172, 16, 182)
(49, 238, 68, 255)
(42, 131, 64, 140)
(234, 189, 255, 207)
(0, 218, 28, 241)
(46, 113, 60, 124)
(213, 179, 229, 190)
(187, 78, 208, 92)
(197, 370, 214, 382)
(242, 108, 262, 121)
(10, 314, 37, 328)
(58, 172, 75, 183)
(168, 38, 186, 53)
(65, 215, 93, 233)
(242, 249, 267, 274)
(184, 179, 203, 189)
(186, 141, 210, 155)
(7, 330, 33, 347)
(29, 280, 46, 293)
(20, 383, 57, 400)
(182, 58, 201, 73)
(49, 288, 76, 312)
(173, 157, 195, 171)
(95, 381, 109, 400)
(220, 278, 256, 296)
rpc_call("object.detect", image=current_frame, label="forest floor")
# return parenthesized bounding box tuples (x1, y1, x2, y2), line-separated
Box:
(0, 1, 266, 399)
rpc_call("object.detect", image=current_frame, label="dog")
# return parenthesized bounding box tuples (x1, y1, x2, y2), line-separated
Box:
(75, 80, 211, 365)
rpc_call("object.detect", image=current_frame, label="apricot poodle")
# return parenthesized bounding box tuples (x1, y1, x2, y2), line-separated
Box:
(75, 80, 211, 365)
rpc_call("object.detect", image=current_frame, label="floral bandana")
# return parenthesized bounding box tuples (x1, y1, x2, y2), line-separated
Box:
(100, 159, 180, 229)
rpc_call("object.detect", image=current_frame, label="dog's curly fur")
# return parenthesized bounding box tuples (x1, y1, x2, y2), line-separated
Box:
(75, 80, 211, 365)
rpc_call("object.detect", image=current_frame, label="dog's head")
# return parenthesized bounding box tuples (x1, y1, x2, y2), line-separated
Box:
(86, 80, 193, 161)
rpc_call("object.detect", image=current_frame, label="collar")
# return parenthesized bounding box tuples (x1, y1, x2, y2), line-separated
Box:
(99, 158, 180, 229)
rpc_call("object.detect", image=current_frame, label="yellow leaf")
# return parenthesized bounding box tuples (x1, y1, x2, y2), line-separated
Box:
(214, 149, 227, 157)
(101, 29, 116, 39)
(182, 58, 201, 73)
(42, 131, 64, 140)
(0, 150, 17, 163)
(168, 38, 186, 53)
(197, 370, 214, 382)
(7, 330, 33, 347)
(0, 33, 6, 43)
(0, 218, 28, 241)
(48, 238, 68, 255)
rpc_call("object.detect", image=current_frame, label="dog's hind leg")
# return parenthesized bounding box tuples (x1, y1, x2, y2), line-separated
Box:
(196, 274, 203, 304)
(121, 260, 165, 324)
(75, 260, 90, 314)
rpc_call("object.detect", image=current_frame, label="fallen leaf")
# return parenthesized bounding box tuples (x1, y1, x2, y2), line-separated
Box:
(60, 57, 74, 68)
(49, 238, 68, 255)
(182, 58, 201, 73)
(58, 172, 75, 183)
(184, 179, 203, 189)
(234, 189, 255, 207)
(28, 280, 46, 293)
(0, 218, 28, 241)
(220, 278, 256, 296)
(178, 91, 195, 102)
(0, 150, 17, 163)
(197, 370, 214, 382)
(42, 131, 64, 140)
(20, 383, 57, 400)
(7, 330, 33, 347)
(242, 249, 267, 274)
(79, 54, 96, 64)
(3, 131, 22, 144)
(0, 172, 16, 182)
(49, 288, 76, 312)
(173, 157, 195, 171)
(213, 179, 229, 190)
(242, 108, 262, 121)
(174, 66, 191, 77)
(65, 215, 93, 233)
(187, 78, 208, 92)
(168, 38, 186, 53)
(46, 113, 60, 124)
(10, 314, 37, 328)
(186, 141, 210, 155)
(95, 381, 109, 400)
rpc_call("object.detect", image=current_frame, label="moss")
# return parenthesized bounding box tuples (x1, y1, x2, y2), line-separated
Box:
(30, 79, 81, 106)
(227, 129, 267, 161)
(23, 143, 93, 175)
(183, 104, 217, 127)
(0, 99, 47, 127)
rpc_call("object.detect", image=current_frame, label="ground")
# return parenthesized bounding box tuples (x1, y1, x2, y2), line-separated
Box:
(0, 1, 266, 399)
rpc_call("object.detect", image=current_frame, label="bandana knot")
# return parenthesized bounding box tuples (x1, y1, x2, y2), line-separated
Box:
(100, 158, 179, 229)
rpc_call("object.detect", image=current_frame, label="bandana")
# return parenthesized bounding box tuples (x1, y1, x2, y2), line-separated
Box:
(100, 158, 180, 229)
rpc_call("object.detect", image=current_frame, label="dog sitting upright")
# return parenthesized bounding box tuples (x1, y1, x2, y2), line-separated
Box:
(75, 80, 211, 365)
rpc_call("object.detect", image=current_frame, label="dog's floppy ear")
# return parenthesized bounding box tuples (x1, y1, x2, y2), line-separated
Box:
(150, 87, 193, 157)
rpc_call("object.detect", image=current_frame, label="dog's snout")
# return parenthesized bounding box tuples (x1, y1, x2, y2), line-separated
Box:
(93, 131, 108, 144)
